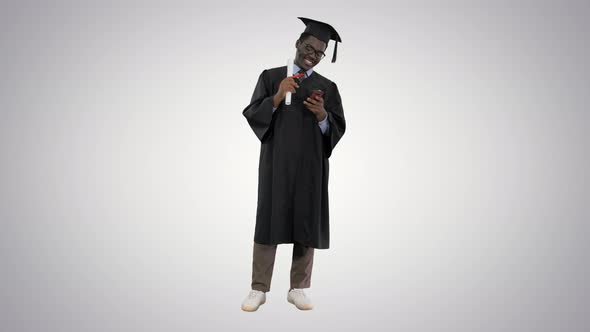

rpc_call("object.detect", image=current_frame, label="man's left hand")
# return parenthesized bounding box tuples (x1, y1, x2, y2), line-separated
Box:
(303, 96, 328, 122)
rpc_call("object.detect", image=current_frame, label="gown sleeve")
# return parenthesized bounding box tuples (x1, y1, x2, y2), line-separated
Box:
(323, 82, 346, 158)
(242, 70, 276, 142)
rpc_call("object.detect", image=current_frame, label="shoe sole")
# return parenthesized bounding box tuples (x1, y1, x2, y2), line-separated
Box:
(287, 297, 314, 310)
(241, 299, 266, 312)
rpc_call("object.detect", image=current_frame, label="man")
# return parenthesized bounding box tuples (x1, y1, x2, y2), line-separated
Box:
(241, 17, 346, 312)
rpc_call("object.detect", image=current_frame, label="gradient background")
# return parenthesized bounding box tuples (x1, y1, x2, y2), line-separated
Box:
(1, 1, 588, 331)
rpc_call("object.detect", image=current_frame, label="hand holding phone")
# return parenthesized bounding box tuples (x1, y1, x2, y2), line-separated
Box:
(310, 89, 324, 100)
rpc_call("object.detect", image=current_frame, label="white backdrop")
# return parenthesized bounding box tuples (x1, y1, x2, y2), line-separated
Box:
(1, 1, 588, 331)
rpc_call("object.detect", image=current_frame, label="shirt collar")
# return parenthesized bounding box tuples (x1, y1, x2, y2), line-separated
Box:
(293, 63, 314, 77)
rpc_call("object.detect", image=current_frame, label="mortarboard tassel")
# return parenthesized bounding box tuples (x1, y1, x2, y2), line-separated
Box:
(331, 41, 338, 63)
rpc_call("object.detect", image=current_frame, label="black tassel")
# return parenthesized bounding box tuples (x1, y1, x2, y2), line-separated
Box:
(331, 41, 338, 63)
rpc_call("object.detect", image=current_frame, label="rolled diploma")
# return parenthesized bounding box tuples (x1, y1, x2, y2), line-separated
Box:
(285, 58, 293, 105)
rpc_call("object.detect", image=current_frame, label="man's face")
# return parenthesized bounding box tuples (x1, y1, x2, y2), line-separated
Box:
(295, 35, 327, 71)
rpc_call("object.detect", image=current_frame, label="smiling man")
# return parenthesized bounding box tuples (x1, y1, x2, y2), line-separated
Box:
(241, 17, 346, 312)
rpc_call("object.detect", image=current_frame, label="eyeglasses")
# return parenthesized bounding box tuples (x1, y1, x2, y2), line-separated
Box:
(300, 42, 326, 59)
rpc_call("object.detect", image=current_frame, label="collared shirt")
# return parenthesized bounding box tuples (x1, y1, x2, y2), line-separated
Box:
(272, 64, 330, 135)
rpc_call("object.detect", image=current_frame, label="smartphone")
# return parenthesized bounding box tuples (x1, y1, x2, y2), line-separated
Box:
(310, 89, 324, 100)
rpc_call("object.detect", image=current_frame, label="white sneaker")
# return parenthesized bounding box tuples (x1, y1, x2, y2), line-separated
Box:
(241, 290, 266, 312)
(287, 288, 314, 310)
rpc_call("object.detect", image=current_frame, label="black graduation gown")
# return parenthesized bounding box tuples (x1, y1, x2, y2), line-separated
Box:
(242, 65, 346, 249)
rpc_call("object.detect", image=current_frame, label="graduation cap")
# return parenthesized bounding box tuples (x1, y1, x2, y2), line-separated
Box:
(298, 17, 342, 63)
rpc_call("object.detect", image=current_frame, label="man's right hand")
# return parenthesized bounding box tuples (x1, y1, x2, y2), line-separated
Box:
(273, 77, 300, 108)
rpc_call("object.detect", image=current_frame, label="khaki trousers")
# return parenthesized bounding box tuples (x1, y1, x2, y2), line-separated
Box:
(251, 241, 314, 293)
